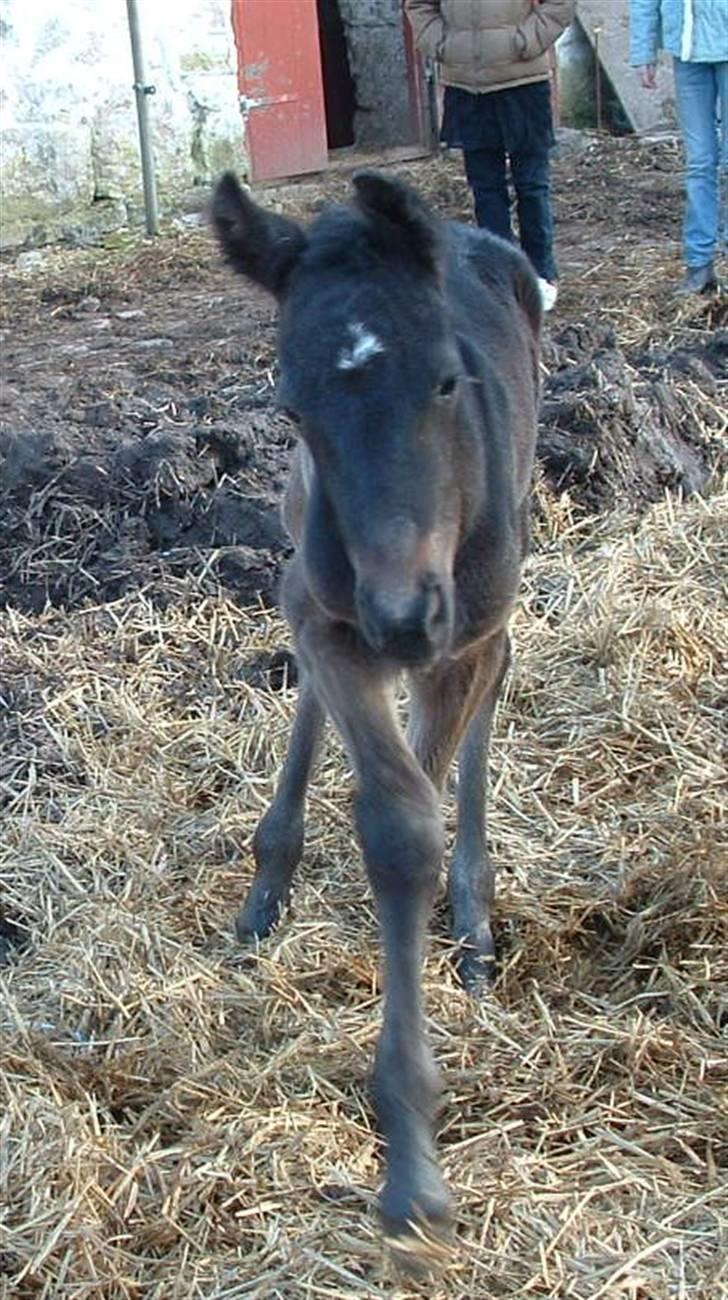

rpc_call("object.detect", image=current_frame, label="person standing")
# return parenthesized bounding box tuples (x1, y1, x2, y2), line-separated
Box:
(631, 0, 728, 295)
(404, 0, 576, 312)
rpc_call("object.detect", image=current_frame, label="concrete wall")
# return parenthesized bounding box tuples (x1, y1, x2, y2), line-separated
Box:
(567, 1, 676, 133)
(339, 0, 413, 148)
(0, 0, 245, 250)
(557, 20, 633, 133)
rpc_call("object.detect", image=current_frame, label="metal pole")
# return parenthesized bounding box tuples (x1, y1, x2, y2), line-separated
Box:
(425, 59, 440, 149)
(126, 0, 159, 236)
(593, 26, 604, 132)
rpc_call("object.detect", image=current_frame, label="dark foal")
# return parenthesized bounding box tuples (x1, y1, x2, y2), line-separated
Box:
(212, 171, 541, 1244)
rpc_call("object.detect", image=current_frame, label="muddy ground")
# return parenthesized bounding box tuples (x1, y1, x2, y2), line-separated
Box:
(1, 134, 726, 618)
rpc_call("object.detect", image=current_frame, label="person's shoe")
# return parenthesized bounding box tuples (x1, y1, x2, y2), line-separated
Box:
(537, 277, 558, 312)
(673, 263, 717, 297)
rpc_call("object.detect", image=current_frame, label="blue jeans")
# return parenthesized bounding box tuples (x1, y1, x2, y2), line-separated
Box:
(463, 148, 557, 282)
(673, 58, 728, 268)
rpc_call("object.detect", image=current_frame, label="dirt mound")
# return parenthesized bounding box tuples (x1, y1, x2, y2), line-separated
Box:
(0, 418, 289, 612)
(539, 316, 727, 511)
(0, 260, 297, 613)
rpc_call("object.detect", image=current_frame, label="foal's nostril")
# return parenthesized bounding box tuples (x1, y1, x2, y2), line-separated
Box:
(423, 577, 447, 639)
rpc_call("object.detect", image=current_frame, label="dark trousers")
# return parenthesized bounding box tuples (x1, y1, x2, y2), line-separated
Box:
(463, 148, 557, 282)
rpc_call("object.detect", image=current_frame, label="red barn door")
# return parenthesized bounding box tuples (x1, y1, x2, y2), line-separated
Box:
(231, 0, 328, 182)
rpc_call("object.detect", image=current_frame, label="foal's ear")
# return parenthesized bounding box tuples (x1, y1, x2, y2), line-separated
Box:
(210, 172, 307, 299)
(514, 262, 543, 339)
(352, 171, 441, 275)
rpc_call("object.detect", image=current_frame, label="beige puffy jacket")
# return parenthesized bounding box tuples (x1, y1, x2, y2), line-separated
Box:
(404, 0, 576, 94)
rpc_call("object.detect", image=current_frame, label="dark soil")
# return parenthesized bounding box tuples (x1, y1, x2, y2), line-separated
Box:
(540, 319, 726, 511)
(0, 272, 290, 612)
(1, 136, 725, 615)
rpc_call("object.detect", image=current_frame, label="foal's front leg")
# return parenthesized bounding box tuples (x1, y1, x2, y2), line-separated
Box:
(297, 618, 451, 1241)
(237, 678, 324, 940)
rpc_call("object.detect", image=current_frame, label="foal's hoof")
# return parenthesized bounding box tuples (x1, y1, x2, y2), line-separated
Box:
(455, 925, 497, 994)
(235, 884, 289, 943)
(380, 1175, 453, 1272)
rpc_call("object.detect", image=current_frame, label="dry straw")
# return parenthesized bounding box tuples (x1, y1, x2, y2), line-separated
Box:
(1, 137, 727, 1297)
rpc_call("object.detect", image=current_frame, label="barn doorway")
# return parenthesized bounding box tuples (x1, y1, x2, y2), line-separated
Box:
(317, 0, 356, 149)
(232, 0, 431, 183)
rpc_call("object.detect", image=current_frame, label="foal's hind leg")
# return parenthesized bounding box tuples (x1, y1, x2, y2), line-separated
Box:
(237, 679, 324, 940)
(408, 631, 510, 991)
(450, 634, 510, 988)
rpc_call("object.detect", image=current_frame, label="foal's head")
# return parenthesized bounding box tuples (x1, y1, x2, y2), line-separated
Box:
(212, 172, 484, 665)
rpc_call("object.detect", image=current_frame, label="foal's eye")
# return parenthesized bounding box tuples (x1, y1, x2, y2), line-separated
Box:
(436, 375, 458, 400)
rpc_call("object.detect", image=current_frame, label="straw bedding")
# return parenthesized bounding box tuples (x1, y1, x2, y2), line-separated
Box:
(1, 136, 726, 1297)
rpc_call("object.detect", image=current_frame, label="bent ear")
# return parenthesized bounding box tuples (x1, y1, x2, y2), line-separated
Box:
(210, 172, 307, 298)
(352, 170, 441, 275)
(513, 262, 543, 339)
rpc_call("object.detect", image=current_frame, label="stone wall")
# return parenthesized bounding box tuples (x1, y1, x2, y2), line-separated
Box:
(338, 0, 413, 148)
(0, 0, 244, 249)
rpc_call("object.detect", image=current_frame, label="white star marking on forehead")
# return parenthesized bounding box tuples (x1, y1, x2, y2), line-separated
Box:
(336, 321, 386, 371)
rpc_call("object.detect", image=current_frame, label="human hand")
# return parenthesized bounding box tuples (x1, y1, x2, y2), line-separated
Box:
(638, 64, 657, 90)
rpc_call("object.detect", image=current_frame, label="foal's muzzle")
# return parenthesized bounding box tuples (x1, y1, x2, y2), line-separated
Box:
(356, 573, 453, 664)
